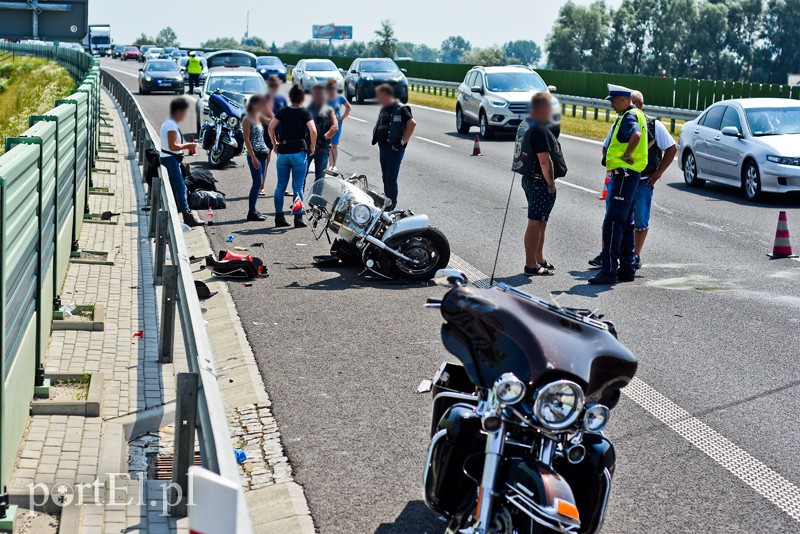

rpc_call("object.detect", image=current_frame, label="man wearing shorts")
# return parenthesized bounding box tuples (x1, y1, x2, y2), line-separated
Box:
(512, 92, 559, 276)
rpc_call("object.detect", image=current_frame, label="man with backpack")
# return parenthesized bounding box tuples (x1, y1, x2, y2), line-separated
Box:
(512, 92, 567, 276)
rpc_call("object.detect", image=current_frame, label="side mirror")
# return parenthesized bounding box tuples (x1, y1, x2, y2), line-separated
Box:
(138, 68, 143, 72)
(350, 69, 357, 74)
(547, 85, 557, 93)
(721, 126, 742, 138)
(470, 85, 482, 94)
(434, 269, 468, 288)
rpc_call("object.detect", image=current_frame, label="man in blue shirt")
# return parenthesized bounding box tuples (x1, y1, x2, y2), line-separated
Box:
(268, 75, 288, 113)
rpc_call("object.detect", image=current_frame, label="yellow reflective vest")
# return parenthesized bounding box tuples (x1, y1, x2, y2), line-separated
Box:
(187, 56, 203, 75)
(606, 107, 648, 172)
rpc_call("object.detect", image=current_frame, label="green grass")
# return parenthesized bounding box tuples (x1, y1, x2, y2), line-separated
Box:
(407, 87, 683, 141)
(0, 57, 75, 154)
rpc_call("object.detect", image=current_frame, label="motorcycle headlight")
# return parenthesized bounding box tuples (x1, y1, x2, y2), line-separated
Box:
(493, 373, 526, 405)
(533, 380, 585, 430)
(226, 116, 239, 128)
(351, 203, 372, 226)
(583, 404, 610, 433)
(219, 111, 228, 120)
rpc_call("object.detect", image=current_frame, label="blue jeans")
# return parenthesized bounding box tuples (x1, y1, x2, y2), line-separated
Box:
(275, 151, 307, 214)
(379, 145, 405, 209)
(633, 180, 653, 230)
(160, 155, 190, 214)
(306, 149, 330, 185)
(247, 154, 267, 213)
(601, 168, 640, 275)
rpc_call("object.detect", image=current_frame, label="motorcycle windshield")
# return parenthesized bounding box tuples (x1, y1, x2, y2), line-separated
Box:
(440, 286, 637, 403)
(310, 177, 373, 211)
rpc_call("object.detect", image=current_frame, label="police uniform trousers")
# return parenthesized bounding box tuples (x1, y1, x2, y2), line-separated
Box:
(601, 167, 640, 275)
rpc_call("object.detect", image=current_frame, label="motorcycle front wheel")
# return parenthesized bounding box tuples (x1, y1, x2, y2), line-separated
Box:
(382, 227, 450, 282)
(208, 145, 234, 169)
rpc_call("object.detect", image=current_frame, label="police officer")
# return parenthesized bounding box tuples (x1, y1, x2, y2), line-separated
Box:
(186, 51, 203, 95)
(306, 84, 338, 184)
(588, 84, 648, 285)
(372, 84, 416, 209)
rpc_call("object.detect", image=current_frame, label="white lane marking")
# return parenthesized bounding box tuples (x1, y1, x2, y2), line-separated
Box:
(409, 103, 456, 115)
(446, 251, 800, 524)
(102, 66, 138, 78)
(348, 116, 368, 123)
(557, 179, 599, 195)
(560, 133, 604, 146)
(415, 136, 451, 148)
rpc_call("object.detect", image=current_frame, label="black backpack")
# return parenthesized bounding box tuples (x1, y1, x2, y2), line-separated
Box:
(548, 133, 568, 179)
(185, 169, 218, 193)
(512, 121, 568, 179)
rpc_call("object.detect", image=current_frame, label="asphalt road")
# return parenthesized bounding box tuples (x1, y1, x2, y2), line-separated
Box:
(102, 58, 800, 534)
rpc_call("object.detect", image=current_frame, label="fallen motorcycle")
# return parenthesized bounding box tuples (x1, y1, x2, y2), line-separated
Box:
(306, 171, 450, 282)
(422, 269, 638, 534)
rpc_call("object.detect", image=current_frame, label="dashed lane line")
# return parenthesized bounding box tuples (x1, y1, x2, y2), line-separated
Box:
(415, 136, 451, 148)
(348, 116, 368, 123)
(445, 251, 800, 524)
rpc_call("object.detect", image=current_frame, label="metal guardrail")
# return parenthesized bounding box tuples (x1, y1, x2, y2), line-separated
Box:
(407, 77, 702, 133)
(102, 72, 252, 531)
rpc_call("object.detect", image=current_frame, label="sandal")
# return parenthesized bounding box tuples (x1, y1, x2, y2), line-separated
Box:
(539, 261, 555, 270)
(524, 265, 553, 276)
(258, 190, 266, 197)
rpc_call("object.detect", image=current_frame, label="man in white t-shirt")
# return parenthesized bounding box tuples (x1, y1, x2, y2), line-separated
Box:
(590, 90, 677, 270)
(159, 98, 203, 226)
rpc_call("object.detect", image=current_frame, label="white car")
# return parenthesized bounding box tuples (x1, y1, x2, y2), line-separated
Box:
(678, 98, 800, 201)
(143, 47, 163, 61)
(292, 59, 344, 92)
(195, 67, 267, 134)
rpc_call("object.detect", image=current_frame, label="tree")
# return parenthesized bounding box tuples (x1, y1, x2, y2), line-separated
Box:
(132, 33, 155, 47)
(373, 20, 398, 58)
(545, 1, 611, 72)
(756, 0, 800, 83)
(503, 40, 542, 66)
(201, 37, 239, 49)
(440, 36, 471, 64)
(155, 26, 179, 48)
(462, 47, 508, 67)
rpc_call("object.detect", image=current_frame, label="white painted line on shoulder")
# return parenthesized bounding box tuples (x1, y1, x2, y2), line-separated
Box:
(409, 103, 456, 115)
(445, 251, 800, 524)
(102, 66, 138, 79)
(559, 133, 605, 146)
(557, 179, 599, 195)
(348, 116, 368, 123)
(415, 136, 451, 148)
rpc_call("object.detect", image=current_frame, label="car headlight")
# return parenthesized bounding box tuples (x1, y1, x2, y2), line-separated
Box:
(226, 116, 239, 128)
(351, 203, 372, 226)
(144, 76, 152, 82)
(533, 380, 585, 430)
(489, 100, 508, 108)
(363, 74, 373, 81)
(582, 404, 610, 433)
(767, 155, 800, 166)
(493, 373, 526, 405)
(174, 76, 183, 82)
(260, 68, 266, 73)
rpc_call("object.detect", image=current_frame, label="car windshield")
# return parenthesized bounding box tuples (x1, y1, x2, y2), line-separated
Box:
(361, 59, 398, 73)
(207, 53, 255, 68)
(124, 47, 137, 52)
(206, 75, 266, 94)
(178, 58, 188, 67)
(91, 36, 110, 45)
(149, 48, 162, 54)
(257, 57, 281, 65)
(147, 61, 179, 73)
(305, 60, 337, 72)
(745, 107, 800, 136)
(485, 72, 547, 93)
(164, 48, 177, 54)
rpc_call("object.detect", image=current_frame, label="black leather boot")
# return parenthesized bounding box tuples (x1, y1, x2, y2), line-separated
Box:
(183, 211, 205, 227)
(274, 213, 290, 227)
(294, 213, 307, 228)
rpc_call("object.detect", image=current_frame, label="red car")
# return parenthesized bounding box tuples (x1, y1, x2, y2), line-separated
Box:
(121, 46, 140, 61)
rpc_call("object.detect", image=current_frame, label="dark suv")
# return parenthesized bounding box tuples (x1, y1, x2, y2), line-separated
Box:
(344, 58, 408, 104)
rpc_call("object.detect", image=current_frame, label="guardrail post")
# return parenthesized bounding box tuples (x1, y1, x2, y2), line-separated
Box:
(605, 109, 610, 122)
(154, 208, 168, 285)
(170, 372, 199, 517)
(158, 265, 179, 363)
(594, 107, 599, 120)
(149, 174, 162, 239)
(670, 118, 676, 133)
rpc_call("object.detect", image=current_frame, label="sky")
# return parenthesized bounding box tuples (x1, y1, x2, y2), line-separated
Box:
(90, 0, 624, 50)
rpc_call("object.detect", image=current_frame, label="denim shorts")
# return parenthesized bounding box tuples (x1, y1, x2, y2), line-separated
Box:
(633, 180, 654, 230)
(521, 175, 557, 221)
(331, 121, 343, 145)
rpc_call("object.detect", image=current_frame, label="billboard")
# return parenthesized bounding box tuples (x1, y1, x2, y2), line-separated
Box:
(0, 0, 89, 41)
(312, 24, 353, 41)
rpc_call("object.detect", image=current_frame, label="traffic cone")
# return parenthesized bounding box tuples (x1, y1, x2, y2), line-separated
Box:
(597, 171, 611, 200)
(767, 211, 798, 258)
(471, 135, 482, 156)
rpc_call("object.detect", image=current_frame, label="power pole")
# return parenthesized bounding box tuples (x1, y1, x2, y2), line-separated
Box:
(245, 10, 249, 40)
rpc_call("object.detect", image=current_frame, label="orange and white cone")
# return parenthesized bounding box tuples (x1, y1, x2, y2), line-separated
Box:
(768, 211, 798, 258)
(597, 171, 611, 200)
(471, 135, 482, 156)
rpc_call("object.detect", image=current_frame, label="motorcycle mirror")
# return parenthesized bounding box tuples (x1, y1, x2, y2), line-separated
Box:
(433, 269, 468, 289)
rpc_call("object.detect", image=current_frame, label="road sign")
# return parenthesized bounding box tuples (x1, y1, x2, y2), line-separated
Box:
(0, 0, 88, 41)
(312, 24, 353, 41)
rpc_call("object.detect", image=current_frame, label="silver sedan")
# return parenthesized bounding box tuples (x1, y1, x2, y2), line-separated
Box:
(678, 98, 800, 201)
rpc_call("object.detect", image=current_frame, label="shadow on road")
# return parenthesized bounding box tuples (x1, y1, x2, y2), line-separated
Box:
(666, 181, 800, 207)
(374, 500, 444, 534)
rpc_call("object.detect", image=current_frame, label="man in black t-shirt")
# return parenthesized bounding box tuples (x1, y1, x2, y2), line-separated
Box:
(511, 92, 558, 276)
(306, 84, 339, 183)
(371, 84, 416, 208)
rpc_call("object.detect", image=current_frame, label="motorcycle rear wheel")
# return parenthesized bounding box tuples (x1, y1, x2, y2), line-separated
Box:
(382, 227, 450, 282)
(208, 145, 234, 169)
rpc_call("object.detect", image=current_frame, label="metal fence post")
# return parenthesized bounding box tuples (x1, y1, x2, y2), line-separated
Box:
(153, 208, 167, 285)
(170, 372, 199, 517)
(149, 175, 162, 239)
(158, 265, 179, 363)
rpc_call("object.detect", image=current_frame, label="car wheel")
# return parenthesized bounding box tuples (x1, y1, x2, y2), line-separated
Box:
(355, 85, 364, 104)
(456, 106, 470, 134)
(479, 111, 494, 139)
(683, 151, 704, 187)
(742, 160, 762, 202)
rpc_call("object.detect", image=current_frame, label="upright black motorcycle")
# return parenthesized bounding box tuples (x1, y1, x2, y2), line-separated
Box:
(422, 270, 638, 534)
(200, 89, 246, 169)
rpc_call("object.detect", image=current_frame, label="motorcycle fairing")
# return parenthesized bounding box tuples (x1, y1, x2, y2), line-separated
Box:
(504, 459, 581, 532)
(381, 214, 429, 243)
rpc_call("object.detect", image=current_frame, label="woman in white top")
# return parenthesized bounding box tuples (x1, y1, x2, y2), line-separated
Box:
(159, 98, 202, 226)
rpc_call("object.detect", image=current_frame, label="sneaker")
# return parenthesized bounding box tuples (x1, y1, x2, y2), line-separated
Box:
(588, 271, 617, 285)
(633, 254, 642, 270)
(588, 254, 603, 268)
(618, 271, 636, 282)
(274, 214, 290, 228)
(247, 211, 267, 222)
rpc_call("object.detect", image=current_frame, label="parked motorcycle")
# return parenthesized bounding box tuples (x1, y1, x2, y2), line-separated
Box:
(422, 269, 638, 534)
(306, 171, 451, 282)
(200, 89, 245, 169)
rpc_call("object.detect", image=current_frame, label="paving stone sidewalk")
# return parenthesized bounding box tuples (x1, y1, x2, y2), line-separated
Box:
(5, 89, 314, 533)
